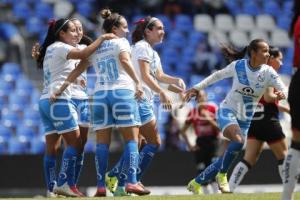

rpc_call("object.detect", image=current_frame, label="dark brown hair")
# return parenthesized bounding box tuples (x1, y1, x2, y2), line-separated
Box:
(132, 16, 157, 44)
(100, 8, 123, 33)
(269, 46, 281, 58)
(36, 18, 72, 69)
(221, 39, 267, 62)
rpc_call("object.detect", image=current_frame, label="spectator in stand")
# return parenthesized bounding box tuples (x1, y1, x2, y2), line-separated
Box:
(181, 90, 220, 194)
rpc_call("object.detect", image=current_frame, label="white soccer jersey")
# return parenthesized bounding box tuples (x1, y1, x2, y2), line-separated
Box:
(194, 59, 287, 121)
(89, 38, 135, 92)
(70, 44, 88, 99)
(131, 40, 162, 100)
(40, 41, 77, 99)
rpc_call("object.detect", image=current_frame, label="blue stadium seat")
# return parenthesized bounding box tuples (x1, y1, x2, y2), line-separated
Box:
(12, 2, 32, 20)
(1, 109, 20, 129)
(0, 81, 14, 104)
(30, 89, 40, 105)
(8, 137, 30, 155)
(174, 14, 193, 32)
(190, 74, 205, 86)
(242, 1, 260, 16)
(1, 62, 21, 79)
(25, 17, 44, 36)
(30, 137, 45, 154)
(225, 0, 242, 15)
(167, 30, 186, 49)
(277, 16, 291, 31)
(181, 47, 196, 65)
(187, 31, 206, 47)
(0, 124, 13, 141)
(23, 108, 40, 126)
(16, 124, 36, 139)
(76, 2, 92, 18)
(0, 136, 8, 154)
(0, 96, 5, 111)
(9, 91, 30, 112)
(161, 47, 179, 66)
(34, 2, 53, 19)
(15, 77, 34, 93)
(262, 1, 281, 17)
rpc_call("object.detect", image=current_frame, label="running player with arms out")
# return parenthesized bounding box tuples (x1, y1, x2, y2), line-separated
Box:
(184, 39, 287, 194)
(229, 46, 289, 192)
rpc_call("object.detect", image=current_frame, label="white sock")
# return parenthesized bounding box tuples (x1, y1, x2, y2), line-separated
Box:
(210, 182, 220, 194)
(202, 185, 210, 194)
(229, 161, 249, 192)
(278, 163, 284, 183)
(282, 148, 300, 200)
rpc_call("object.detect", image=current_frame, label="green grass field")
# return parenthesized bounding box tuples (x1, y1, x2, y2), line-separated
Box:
(3, 192, 299, 200)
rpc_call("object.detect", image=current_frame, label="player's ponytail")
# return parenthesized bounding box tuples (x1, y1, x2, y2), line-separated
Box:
(220, 44, 247, 62)
(36, 18, 70, 69)
(221, 38, 266, 62)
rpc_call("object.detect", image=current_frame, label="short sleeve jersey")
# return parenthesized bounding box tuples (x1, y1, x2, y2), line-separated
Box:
(220, 59, 286, 121)
(131, 40, 162, 100)
(40, 41, 76, 99)
(89, 38, 135, 92)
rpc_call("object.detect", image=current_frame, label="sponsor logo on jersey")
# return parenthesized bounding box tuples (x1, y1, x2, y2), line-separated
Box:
(235, 87, 259, 98)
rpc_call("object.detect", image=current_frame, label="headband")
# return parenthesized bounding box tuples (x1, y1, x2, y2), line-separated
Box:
(144, 17, 159, 31)
(55, 19, 70, 36)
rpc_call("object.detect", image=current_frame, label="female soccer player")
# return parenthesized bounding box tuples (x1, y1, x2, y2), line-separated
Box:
(184, 39, 287, 194)
(37, 18, 114, 197)
(105, 16, 186, 196)
(50, 9, 149, 197)
(229, 46, 289, 192)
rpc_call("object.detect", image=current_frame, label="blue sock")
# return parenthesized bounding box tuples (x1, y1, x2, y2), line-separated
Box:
(220, 141, 243, 173)
(95, 143, 109, 188)
(195, 157, 222, 184)
(117, 156, 127, 187)
(108, 153, 124, 177)
(44, 155, 56, 192)
(74, 152, 84, 185)
(123, 140, 139, 184)
(57, 146, 78, 187)
(137, 144, 158, 181)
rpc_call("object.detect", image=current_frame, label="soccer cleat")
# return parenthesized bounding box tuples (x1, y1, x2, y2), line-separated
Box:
(216, 173, 231, 193)
(46, 191, 57, 198)
(125, 183, 150, 196)
(187, 179, 202, 195)
(105, 173, 118, 193)
(53, 182, 82, 197)
(73, 186, 85, 197)
(137, 182, 151, 195)
(113, 186, 131, 196)
(94, 187, 106, 197)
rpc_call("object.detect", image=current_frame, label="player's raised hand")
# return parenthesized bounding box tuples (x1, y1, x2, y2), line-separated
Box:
(183, 88, 200, 103)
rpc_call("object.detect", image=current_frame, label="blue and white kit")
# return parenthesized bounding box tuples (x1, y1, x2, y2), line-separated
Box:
(131, 39, 161, 125)
(194, 59, 287, 137)
(89, 38, 140, 130)
(39, 41, 80, 135)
